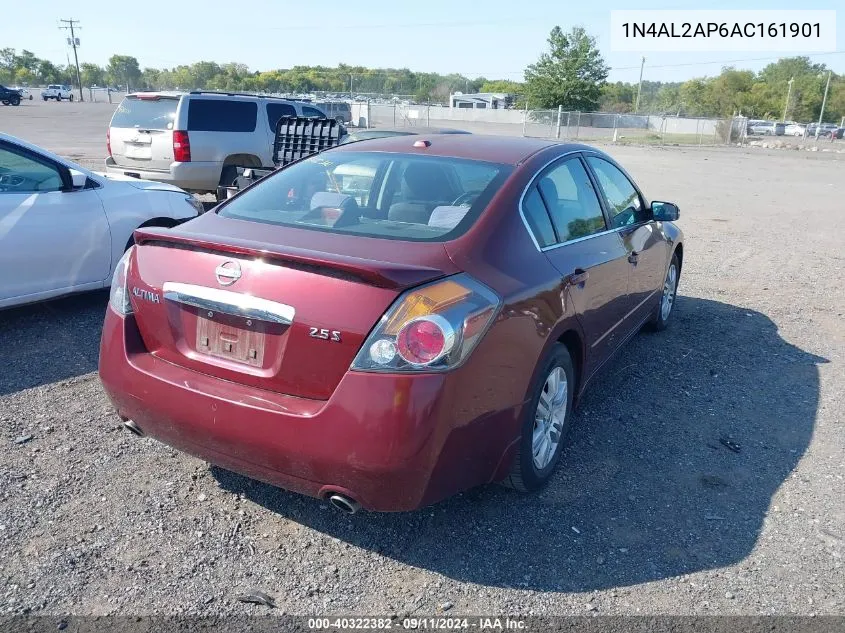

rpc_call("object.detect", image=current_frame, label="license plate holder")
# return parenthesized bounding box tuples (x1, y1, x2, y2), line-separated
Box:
(195, 313, 266, 367)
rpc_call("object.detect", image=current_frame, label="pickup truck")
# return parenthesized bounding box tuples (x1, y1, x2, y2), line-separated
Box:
(0, 85, 22, 106)
(41, 85, 74, 101)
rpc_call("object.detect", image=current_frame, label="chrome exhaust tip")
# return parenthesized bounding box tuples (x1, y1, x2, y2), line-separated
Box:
(328, 493, 361, 515)
(123, 420, 144, 437)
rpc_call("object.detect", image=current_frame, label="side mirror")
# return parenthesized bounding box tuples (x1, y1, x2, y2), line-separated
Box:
(69, 169, 88, 189)
(651, 201, 680, 222)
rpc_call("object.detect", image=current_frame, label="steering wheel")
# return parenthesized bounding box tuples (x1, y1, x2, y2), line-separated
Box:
(452, 191, 480, 207)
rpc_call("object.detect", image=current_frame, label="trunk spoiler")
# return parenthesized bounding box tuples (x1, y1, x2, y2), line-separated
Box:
(133, 227, 448, 291)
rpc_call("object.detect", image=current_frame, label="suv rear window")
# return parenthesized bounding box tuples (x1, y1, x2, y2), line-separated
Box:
(187, 99, 257, 132)
(111, 97, 178, 129)
(219, 151, 511, 242)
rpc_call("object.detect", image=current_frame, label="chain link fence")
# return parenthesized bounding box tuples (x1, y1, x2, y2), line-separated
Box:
(356, 103, 758, 147)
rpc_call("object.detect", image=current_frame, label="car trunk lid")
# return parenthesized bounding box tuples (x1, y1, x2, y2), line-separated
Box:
(126, 213, 459, 400)
(109, 95, 179, 171)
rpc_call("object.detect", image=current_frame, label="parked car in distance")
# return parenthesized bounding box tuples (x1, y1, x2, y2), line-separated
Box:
(784, 123, 806, 136)
(41, 85, 74, 101)
(105, 91, 328, 197)
(11, 86, 33, 100)
(807, 123, 840, 138)
(747, 120, 785, 136)
(317, 101, 353, 124)
(0, 84, 22, 106)
(99, 134, 684, 513)
(0, 133, 204, 309)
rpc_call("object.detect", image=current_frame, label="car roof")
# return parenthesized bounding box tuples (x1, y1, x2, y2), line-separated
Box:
(330, 133, 574, 165)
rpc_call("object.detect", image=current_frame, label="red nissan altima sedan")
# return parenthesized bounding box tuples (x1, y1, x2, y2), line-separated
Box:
(99, 135, 683, 513)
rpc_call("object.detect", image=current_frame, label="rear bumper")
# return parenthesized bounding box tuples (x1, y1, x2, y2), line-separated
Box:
(105, 157, 220, 192)
(98, 310, 521, 511)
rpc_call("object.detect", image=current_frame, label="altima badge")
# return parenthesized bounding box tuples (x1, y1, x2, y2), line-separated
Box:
(132, 287, 160, 303)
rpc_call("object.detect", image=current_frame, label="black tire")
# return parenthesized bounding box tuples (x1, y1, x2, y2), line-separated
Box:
(503, 343, 575, 492)
(10, 95, 20, 106)
(216, 165, 238, 200)
(648, 252, 680, 332)
(42, 96, 48, 101)
(68, 94, 74, 102)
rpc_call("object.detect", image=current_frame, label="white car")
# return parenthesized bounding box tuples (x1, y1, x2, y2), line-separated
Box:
(42, 85, 73, 101)
(784, 123, 807, 137)
(0, 133, 203, 309)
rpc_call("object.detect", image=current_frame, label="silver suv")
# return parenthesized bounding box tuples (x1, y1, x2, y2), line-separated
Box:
(105, 91, 326, 196)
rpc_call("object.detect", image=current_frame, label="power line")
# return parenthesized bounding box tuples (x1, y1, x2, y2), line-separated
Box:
(58, 19, 84, 101)
(611, 51, 845, 72)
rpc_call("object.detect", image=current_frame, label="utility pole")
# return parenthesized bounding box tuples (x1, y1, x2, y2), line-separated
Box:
(59, 19, 84, 102)
(815, 70, 832, 140)
(634, 56, 645, 113)
(782, 77, 794, 122)
(349, 74, 353, 98)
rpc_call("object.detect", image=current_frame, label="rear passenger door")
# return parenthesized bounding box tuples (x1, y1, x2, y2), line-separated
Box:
(186, 98, 259, 169)
(585, 155, 665, 324)
(522, 154, 631, 375)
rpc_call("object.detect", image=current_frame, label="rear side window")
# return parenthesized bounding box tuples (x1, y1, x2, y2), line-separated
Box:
(536, 158, 606, 242)
(111, 97, 178, 129)
(266, 102, 296, 132)
(219, 151, 511, 242)
(522, 187, 556, 248)
(187, 99, 257, 132)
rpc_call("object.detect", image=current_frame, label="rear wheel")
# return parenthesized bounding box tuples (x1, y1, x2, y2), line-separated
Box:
(503, 344, 575, 492)
(648, 253, 680, 331)
(68, 94, 74, 102)
(216, 165, 238, 201)
(42, 96, 48, 101)
(10, 95, 20, 106)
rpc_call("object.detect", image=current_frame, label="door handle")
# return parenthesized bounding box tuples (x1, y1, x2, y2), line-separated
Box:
(567, 269, 589, 286)
(628, 251, 640, 265)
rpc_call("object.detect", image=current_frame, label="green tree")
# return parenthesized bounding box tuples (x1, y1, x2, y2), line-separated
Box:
(106, 55, 142, 91)
(80, 62, 105, 87)
(524, 26, 608, 110)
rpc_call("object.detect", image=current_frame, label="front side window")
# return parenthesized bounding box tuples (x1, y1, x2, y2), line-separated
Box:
(301, 105, 324, 118)
(187, 99, 257, 132)
(536, 158, 607, 242)
(586, 157, 648, 228)
(219, 152, 510, 242)
(0, 145, 64, 193)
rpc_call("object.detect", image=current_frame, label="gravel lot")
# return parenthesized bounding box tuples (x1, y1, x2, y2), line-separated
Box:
(1, 100, 844, 618)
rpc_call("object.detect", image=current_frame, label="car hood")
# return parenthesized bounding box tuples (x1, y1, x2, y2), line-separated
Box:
(94, 171, 185, 193)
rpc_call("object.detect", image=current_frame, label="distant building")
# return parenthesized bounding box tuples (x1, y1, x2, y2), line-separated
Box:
(449, 92, 511, 110)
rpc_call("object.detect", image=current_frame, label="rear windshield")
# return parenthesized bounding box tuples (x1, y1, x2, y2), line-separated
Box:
(111, 97, 178, 129)
(219, 151, 511, 242)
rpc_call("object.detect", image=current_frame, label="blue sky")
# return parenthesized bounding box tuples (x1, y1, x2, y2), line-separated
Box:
(3, 0, 842, 82)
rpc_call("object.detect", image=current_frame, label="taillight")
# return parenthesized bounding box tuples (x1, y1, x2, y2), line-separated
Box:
(109, 247, 134, 316)
(172, 130, 191, 162)
(106, 129, 111, 157)
(351, 274, 500, 372)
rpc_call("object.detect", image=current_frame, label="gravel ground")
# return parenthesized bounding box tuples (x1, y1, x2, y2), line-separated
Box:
(1, 103, 844, 618)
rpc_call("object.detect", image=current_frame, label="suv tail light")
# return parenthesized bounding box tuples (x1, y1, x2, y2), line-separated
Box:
(351, 274, 500, 372)
(106, 129, 112, 157)
(172, 130, 191, 162)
